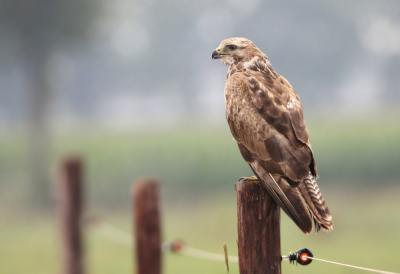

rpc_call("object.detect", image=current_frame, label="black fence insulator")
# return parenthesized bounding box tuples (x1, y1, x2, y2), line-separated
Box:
(284, 248, 313, 266)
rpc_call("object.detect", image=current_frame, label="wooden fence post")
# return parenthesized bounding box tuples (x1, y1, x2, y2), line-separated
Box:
(133, 179, 161, 274)
(58, 157, 84, 274)
(236, 181, 281, 274)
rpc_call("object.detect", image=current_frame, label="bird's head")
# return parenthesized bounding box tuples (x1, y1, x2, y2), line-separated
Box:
(212, 37, 264, 66)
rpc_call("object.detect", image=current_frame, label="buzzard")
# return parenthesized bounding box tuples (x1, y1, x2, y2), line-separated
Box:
(212, 37, 333, 233)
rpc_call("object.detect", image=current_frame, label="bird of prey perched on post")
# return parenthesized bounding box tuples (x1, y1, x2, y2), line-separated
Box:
(212, 37, 333, 233)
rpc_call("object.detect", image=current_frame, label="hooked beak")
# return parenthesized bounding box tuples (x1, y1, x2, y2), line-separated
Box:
(212, 50, 220, 59)
(212, 47, 228, 60)
(211, 50, 221, 59)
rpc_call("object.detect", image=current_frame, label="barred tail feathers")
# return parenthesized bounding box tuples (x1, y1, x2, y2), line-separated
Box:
(299, 175, 333, 232)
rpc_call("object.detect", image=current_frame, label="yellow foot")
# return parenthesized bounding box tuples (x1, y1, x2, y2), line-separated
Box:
(239, 176, 259, 182)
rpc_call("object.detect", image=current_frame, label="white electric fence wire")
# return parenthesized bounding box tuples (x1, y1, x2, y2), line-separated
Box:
(95, 221, 132, 247)
(92, 220, 399, 274)
(181, 245, 238, 263)
(92, 220, 238, 262)
(305, 256, 399, 274)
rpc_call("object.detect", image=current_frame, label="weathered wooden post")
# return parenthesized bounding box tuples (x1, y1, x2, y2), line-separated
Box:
(236, 180, 281, 274)
(58, 156, 84, 274)
(133, 179, 161, 274)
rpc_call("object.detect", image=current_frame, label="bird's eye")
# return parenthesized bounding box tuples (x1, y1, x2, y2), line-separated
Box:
(228, 45, 236, 50)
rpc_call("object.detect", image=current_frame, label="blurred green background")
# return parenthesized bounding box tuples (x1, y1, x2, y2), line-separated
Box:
(1, 0, 400, 273)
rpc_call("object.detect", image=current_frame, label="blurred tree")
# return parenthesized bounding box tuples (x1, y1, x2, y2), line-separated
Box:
(0, 0, 100, 208)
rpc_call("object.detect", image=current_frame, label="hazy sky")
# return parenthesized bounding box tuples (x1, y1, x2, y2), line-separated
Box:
(0, 0, 399, 130)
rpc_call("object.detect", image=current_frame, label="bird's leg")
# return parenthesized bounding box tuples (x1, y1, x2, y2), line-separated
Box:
(239, 176, 259, 182)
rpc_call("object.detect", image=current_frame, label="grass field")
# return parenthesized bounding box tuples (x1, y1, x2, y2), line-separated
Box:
(1, 115, 400, 273)
(2, 187, 400, 274)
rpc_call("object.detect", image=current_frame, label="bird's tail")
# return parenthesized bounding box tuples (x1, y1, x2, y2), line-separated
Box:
(298, 175, 333, 232)
(250, 162, 333, 233)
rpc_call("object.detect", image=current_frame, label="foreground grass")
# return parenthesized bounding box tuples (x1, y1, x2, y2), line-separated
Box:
(2, 187, 400, 274)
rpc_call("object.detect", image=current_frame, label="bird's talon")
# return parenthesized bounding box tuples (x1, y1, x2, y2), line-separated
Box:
(239, 176, 258, 182)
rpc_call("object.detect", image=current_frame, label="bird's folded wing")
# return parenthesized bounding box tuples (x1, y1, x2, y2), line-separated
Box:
(225, 72, 315, 181)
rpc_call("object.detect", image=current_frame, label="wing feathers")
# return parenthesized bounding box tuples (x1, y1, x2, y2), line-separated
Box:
(250, 162, 313, 234)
